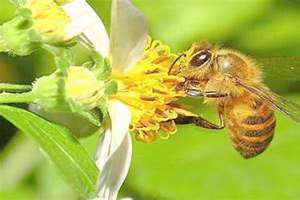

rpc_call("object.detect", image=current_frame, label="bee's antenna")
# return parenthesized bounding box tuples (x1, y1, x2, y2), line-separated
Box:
(168, 53, 186, 75)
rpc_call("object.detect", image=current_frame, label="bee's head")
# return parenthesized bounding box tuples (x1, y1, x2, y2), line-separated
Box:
(169, 41, 215, 79)
(170, 42, 260, 81)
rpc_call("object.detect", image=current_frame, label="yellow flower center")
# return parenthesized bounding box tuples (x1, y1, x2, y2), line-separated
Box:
(113, 38, 194, 142)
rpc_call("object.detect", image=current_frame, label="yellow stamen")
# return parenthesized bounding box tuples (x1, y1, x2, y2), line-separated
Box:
(113, 38, 195, 142)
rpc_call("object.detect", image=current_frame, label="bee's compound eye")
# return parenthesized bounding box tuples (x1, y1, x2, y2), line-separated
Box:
(189, 50, 211, 67)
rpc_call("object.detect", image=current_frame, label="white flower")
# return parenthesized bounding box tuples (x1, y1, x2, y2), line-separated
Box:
(77, 0, 148, 199)
(18, 0, 110, 45)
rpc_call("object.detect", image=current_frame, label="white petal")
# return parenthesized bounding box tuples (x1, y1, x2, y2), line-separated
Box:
(62, 0, 110, 57)
(110, 0, 148, 73)
(107, 100, 131, 151)
(95, 129, 112, 170)
(94, 100, 132, 200)
(96, 134, 132, 200)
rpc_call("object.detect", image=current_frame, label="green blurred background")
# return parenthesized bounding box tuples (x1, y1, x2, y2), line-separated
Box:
(1, 0, 300, 199)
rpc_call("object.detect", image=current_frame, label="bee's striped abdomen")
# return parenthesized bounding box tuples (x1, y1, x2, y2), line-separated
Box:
(227, 97, 276, 159)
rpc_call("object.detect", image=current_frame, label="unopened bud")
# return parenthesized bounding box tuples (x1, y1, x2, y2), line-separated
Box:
(65, 66, 106, 110)
(32, 66, 105, 112)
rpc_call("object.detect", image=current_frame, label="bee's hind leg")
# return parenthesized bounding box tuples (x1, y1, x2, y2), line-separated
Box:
(175, 104, 225, 130)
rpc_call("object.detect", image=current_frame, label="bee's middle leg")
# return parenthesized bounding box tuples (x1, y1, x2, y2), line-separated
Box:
(185, 88, 228, 98)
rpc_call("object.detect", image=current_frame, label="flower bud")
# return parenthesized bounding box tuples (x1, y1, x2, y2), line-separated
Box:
(32, 66, 106, 112)
(0, 0, 85, 56)
(30, 66, 107, 138)
(65, 66, 106, 110)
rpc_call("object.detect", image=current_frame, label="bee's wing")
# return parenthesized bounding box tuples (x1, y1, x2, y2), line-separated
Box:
(256, 56, 300, 81)
(232, 77, 300, 123)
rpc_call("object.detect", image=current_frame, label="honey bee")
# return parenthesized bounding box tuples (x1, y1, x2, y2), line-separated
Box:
(169, 41, 300, 159)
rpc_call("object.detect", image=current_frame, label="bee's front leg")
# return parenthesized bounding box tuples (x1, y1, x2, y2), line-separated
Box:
(175, 104, 225, 130)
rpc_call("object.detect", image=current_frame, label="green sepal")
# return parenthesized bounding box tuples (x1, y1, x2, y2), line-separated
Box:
(97, 99, 109, 124)
(97, 58, 112, 80)
(85, 51, 112, 81)
(0, 8, 41, 56)
(104, 80, 118, 96)
(82, 61, 93, 69)
(32, 70, 69, 112)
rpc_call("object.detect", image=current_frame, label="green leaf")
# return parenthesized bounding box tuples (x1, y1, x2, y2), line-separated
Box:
(0, 105, 99, 198)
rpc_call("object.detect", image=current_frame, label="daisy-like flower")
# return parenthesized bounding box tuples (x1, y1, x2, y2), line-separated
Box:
(0, 0, 109, 55)
(80, 0, 198, 199)
(25, 0, 109, 44)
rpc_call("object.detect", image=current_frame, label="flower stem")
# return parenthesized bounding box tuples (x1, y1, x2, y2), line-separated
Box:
(0, 91, 36, 104)
(0, 83, 32, 92)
